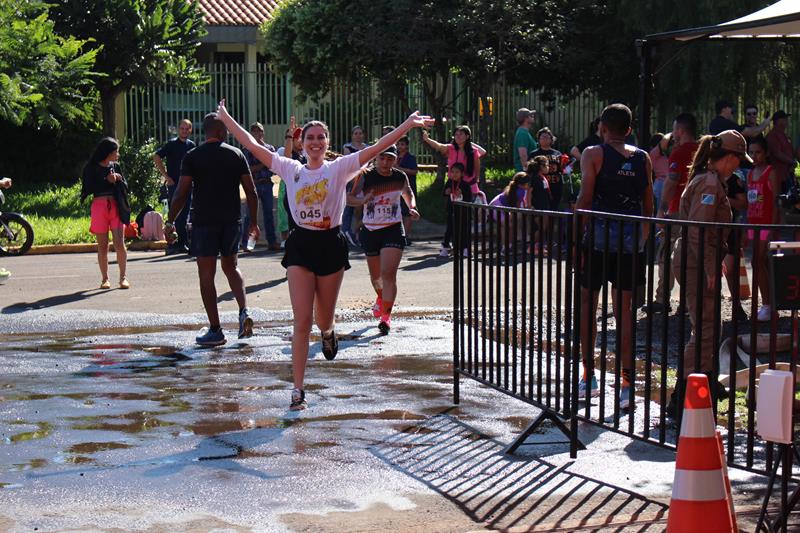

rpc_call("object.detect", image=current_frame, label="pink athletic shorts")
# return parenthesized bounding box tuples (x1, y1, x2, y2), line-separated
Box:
(90, 196, 124, 234)
(747, 229, 771, 242)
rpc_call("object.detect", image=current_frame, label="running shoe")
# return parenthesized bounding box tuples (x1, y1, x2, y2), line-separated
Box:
(119, 277, 130, 290)
(0, 268, 10, 284)
(378, 314, 391, 335)
(734, 305, 749, 322)
(290, 388, 307, 411)
(641, 301, 671, 314)
(372, 297, 383, 318)
(238, 307, 253, 339)
(757, 305, 772, 322)
(321, 330, 338, 360)
(619, 386, 633, 410)
(439, 245, 451, 257)
(577, 375, 599, 399)
(196, 327, 226, 347)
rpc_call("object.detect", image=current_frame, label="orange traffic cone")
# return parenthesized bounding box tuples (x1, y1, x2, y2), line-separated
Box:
(716, 430, 739, 532)
(666, 374, 734, 532)
(738, 251, 750, 300)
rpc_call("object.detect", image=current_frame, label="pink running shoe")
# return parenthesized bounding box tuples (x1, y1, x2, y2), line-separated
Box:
(372, 298, 383, 318)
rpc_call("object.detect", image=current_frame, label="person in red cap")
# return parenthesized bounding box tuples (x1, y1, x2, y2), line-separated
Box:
(666, 129, 752, 417)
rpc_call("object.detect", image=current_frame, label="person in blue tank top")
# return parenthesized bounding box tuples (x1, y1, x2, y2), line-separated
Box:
(574, 103, 654, 410)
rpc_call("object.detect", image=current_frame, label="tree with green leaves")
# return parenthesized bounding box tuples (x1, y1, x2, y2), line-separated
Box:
(0, 0, 98, 128)
(51, 0, 208, 135)
(262, 0, 581, 179)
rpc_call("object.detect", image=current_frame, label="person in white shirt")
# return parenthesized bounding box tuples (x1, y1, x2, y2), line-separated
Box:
(216, 99, 434, 410)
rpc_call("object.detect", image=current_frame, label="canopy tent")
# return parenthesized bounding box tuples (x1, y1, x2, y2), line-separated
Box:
(637, 0, 800, 144)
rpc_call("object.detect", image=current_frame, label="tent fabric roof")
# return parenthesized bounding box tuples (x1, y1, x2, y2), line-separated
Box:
(646, 0, 800, 42)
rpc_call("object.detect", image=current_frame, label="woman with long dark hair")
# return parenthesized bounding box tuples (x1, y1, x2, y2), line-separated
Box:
(423, 125, 486, 256)
(81, 137, 129, 289)
(217, 99, 433, 410)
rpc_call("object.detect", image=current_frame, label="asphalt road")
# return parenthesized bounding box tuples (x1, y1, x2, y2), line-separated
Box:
(0, 241, 454, 317)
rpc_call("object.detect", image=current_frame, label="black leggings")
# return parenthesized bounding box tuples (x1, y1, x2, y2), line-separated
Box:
(442, 199, 471, 249)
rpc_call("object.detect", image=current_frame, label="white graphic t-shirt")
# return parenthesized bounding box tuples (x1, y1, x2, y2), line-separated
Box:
(269, 153, 362, 230)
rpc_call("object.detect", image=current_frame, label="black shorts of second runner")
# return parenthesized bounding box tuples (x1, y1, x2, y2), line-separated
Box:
(190, 222, 241, 257)
(579, 248, 646, 291)
(359, 223, 406, 257)
(282, 226, 350, 276)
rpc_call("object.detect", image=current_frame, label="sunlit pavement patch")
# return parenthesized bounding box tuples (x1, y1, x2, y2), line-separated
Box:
(0, 314, 767, 532)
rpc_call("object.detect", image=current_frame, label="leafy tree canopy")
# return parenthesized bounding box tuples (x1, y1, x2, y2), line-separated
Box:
(0, 0, 98, 128)
(51, 0, 208, 134)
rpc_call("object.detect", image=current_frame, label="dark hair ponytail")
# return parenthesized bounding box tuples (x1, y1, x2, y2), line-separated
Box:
(452, 126, 474, 177)
(687, 134, 730, 182)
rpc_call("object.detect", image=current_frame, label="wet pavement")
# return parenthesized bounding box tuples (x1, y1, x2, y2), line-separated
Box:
(0, 306, 775, 532)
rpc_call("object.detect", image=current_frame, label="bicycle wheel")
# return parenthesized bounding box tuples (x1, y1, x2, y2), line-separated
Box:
(0, 213, 34, 256)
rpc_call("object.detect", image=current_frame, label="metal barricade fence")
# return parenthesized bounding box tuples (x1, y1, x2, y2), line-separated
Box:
(452, 201, 800, 476)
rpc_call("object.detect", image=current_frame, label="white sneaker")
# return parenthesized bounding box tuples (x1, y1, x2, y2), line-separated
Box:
(439, 246, 451, 257)
(757, 305, 772, 322)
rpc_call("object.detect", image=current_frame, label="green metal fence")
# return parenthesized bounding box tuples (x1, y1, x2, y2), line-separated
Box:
(125, 63, 605, 167)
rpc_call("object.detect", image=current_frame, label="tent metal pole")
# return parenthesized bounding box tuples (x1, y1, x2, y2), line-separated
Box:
(636, 39, 652, 150)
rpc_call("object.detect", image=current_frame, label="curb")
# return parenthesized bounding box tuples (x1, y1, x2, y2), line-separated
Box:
(28, 240, 167, 255)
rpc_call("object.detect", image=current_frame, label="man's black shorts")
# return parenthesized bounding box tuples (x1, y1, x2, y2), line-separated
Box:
(190, 223, 241, 257)
(281, 226, 350, 276)
(579, 248, 646, 291)
(359, 223, 406, 257)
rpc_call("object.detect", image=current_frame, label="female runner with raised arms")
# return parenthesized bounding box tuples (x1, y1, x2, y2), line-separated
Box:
(216, 99, 434, 410)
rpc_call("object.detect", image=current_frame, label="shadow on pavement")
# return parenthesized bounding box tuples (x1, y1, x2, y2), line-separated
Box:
(218, 277, 287, 302)
(372, 413, 668, 531)
(3, 289, 108, 314)
(27, 426, 288, 483)
(401, 254, 449, 272)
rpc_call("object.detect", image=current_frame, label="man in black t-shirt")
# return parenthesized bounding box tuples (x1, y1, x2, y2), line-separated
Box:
(154, 118, 195, 254)
(709, 99, 770, 138)
(166, 112, 260, 347)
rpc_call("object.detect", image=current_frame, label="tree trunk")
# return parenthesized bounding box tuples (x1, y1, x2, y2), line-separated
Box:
(423, 75, 450, 188)
(100, 88, 119, 137)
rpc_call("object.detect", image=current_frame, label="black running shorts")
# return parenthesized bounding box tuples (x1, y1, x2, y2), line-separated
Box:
(189, 222, 241, 258)
(579, 247, 646, 291)
(359, 223, 406, 257)
(281, 226, 350, 276)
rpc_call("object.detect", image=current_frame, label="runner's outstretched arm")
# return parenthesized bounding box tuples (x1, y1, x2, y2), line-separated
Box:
(217, 99, 275, 168)
(358, 112, 435, 167)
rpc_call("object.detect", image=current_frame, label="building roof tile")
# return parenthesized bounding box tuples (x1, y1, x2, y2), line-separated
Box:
(198, 0, 280, 26)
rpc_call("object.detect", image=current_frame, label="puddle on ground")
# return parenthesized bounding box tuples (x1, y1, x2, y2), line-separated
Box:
(0, 320, 455, 478)
(6, 421, 53, 443)
(67, 441, 133, 454)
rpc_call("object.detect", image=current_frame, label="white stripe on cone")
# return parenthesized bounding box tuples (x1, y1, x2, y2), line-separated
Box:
(672, 469, 728, 501)
(679, 407, 716, 438)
